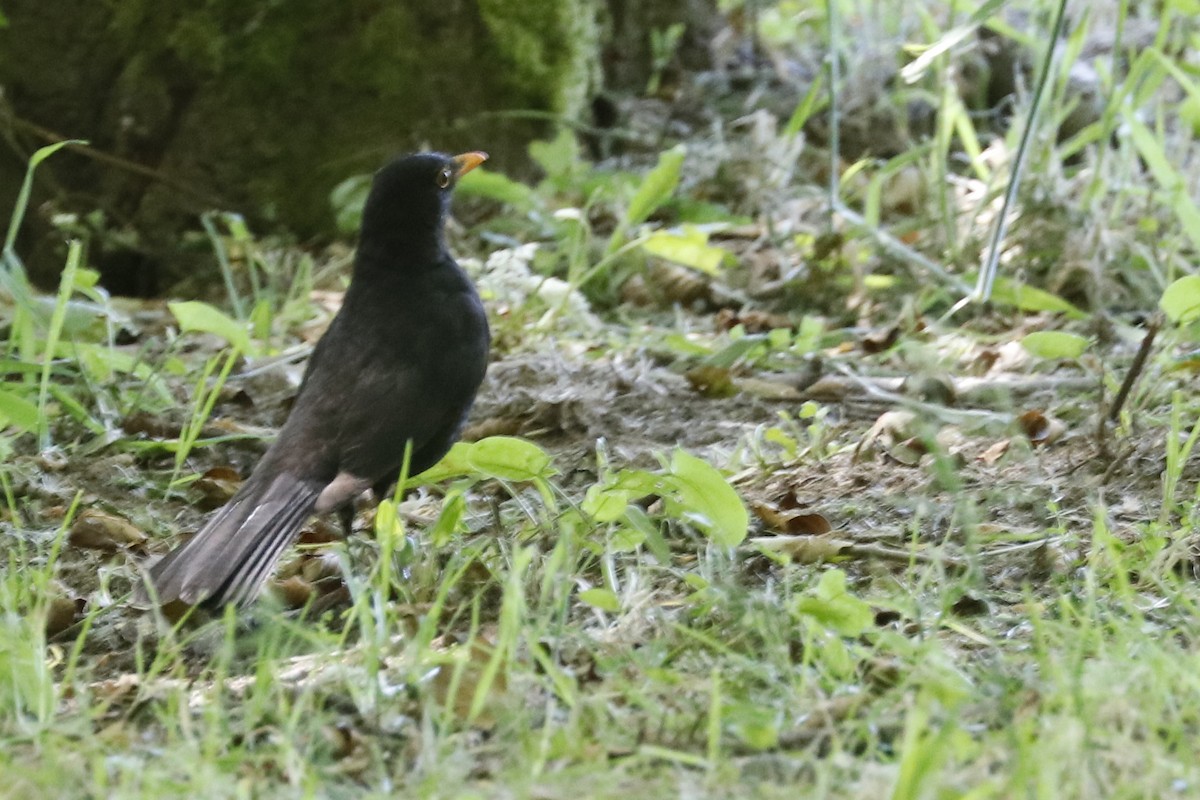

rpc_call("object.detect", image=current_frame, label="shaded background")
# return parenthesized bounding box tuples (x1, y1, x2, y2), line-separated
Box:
(0, 0, 719, 295)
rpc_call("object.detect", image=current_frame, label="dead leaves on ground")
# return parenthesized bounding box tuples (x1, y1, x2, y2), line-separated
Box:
(748, 485, 964, 569)
(68, 509, 148, 552)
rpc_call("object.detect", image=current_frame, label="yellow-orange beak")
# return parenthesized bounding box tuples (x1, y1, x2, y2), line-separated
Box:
(452, 151, 488, 178)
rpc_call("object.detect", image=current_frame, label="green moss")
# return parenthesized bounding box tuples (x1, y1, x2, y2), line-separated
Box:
(477, 0, 599, 117)
(0, 0, 603, 289)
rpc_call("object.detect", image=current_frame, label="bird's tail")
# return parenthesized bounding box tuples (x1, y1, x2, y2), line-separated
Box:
(147, 472, 321, 607)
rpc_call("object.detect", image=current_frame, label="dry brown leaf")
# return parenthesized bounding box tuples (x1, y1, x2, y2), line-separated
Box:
(271, 575, 315, 609)
(751, 534, 853, 562)
(854, 410, 918, 463)
(193, 466, 242, 510)
(715, 308, 795, 334)
(860, 325, 901, 354)
(978, 439, 1011, 465)
(45, 593, 82, 637)
(1018, 409, 1067, 446)
(803, 375, 856, 401)
(753, 503, 833, 535)
(69, 509, 147, 552)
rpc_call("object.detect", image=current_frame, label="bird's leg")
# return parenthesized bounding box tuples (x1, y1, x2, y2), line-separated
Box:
(337, 504, 356, 540)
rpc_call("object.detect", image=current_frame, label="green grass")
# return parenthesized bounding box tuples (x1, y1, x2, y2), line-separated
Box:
(4, 0, 1200, 796)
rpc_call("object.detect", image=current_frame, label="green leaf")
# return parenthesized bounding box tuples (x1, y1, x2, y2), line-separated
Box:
(411, 441, 474, 484)
(582, 483, 630, 522)
(0, 388, 40, 433)
(1021, 331, 1089, 360)
(609, 526, 645, 553)
(430, 490, 466, 547)
(168, 300, 251, 354)
(624, 505, 672, 565)
(465, 436, 555, 481)
(456, 169, 535, 209)
(793, 569, 873, 637)
(1161, 275, 1200, 324)
(329, 173, 372, 234)
(625, 145, 685, 228)
(607, 145, 686, 255)
(1126, 114, 1200, 251)
(784, 73, 827, 137)
(5, 140, 87, 254)
(529, 130, 580, 181)
(663, 450, 748, 547)
(989, 277, 1086, 319)
(578, 588, 621, 613)
(641, 226, 731, 275)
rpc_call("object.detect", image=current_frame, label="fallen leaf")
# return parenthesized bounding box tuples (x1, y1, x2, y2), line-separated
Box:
(271, 575, 314, 609)
(751, 534, 853, 562)
(715, 308, 795, 333)
(860, 325, 900, 354)
(45, 593, 82, 637)
(978, 439, 1010, 464)
(1018, 409, 1067, 446)
(854, 410, 919, 463)
(735, 377, 803, 400)
(69, 509, 148, 551)
(193, 466, 242, 509)
(753, 503, 833, 535)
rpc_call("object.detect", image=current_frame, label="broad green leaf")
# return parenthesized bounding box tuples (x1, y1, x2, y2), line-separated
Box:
(664, 450, 748, 547)
(578, 588, 621, 613)
(411, 441, 474, 484)
(989, 277, 1086, 319)
(169, 300, 251, 354)
(1021, 331, 1089, 360)
(641, 226, 731, 275)
(457, 169, 535, 209)
(0, 389, 39, 433)
(793, 569, 873, 637)
(609, 526, 645, 552)
(608, 468, 665, 497)
(1161, 275, 1200, 324)
(582, 483, 630, 522)
(466, 436, 555, 481)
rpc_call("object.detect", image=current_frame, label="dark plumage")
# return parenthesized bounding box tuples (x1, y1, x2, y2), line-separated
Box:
(148, 151, 491, 607)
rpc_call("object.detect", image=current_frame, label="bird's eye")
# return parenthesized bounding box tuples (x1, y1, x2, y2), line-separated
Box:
(436, 167, 453, 188)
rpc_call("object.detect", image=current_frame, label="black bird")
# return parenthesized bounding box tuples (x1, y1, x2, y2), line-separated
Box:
(148, 151, 491, 607)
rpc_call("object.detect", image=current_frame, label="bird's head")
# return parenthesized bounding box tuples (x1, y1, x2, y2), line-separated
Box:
(359, 151, 487, 252)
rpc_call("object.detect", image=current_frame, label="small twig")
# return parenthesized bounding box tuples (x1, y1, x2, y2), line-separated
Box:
(1108, 313, 1161, 423)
